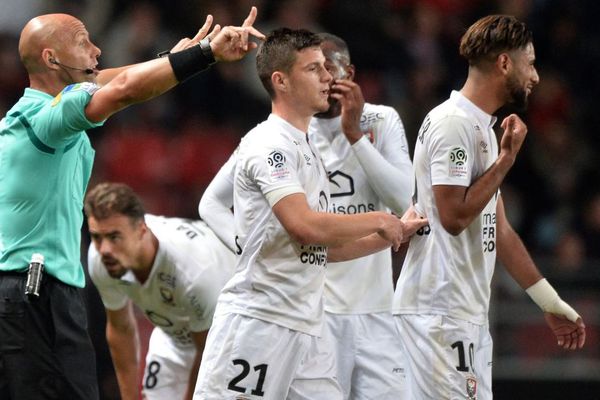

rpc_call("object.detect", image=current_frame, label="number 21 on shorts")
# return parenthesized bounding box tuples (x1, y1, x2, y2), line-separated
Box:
(227, 359, 269, 396)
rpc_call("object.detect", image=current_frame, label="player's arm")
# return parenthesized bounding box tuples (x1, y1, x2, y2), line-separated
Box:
(331, 80, 412, 214)
(184, 330, 209, 400)
(434, 114, 527, 235)
(85, 7, 264, 123)
(198, 153, 236, 252)
(105, 302, 141, 400)
(328, 204, 428, 261)
(272, 192, 405, 251)
(95, 15, 219, 86)
(496, 195, 585, 349)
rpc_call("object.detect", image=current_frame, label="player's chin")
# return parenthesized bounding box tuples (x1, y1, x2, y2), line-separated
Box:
(316, 99, 330, 113)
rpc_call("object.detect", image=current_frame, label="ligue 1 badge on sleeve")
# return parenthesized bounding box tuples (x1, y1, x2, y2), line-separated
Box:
(466, 375, 478, 400)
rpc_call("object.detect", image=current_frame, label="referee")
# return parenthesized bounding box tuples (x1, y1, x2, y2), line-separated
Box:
(0, 9, 263, 400)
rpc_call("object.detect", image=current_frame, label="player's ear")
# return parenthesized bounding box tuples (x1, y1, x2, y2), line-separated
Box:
(496, 52, 512, 76)
(272, 71, 288, 93)
(136, 219, 148, 238)
(346, 64, 356, 81)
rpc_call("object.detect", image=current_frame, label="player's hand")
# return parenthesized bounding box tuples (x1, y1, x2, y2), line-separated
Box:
(330, 79, 365, 144)
(544, 312, 586, 350)
(499, 113, 527, 162)
(376, 213, 404, 251)
(400, 205, 429, 243)
(169, 15, 220, 53)
(210, 6, 265, 62)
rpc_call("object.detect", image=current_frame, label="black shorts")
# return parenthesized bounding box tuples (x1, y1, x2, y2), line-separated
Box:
(0, 271, 99, 400)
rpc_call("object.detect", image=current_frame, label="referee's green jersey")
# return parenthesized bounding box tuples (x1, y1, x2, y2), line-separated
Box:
(0, 84, 104, 287)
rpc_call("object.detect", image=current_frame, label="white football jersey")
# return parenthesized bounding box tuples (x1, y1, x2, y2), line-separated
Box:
(217, 114, 331, 336)
(393, 91, 499, 325)
(89, 215, 236, 346)
(309, 103, 412, 313)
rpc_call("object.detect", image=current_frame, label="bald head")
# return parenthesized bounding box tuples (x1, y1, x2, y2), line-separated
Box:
(19, 14, 85, 74)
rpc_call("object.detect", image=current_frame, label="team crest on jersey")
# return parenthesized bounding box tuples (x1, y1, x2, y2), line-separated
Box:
(160, 287, 175, 305)
(466, 376, 477, 399)
(449, 146, 468, 178)
(267, 150, 290, 180)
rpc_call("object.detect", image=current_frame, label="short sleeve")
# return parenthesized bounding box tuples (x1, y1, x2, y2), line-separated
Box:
(87, 244, 128, 310)
(244, 141, 304, 198)
(429, 115, 474, 187)
(32, 83, 105, 148)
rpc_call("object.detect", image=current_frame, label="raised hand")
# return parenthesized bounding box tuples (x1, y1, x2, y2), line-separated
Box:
(330, 79, 365, 144)
(210, 6, 265, 62)
(544, 312, 586, 350)
(169, 15, 218, 53)
(499, 113, 527, 162)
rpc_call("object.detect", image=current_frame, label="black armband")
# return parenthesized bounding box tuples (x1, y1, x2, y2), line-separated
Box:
(167, 40, 216, 82)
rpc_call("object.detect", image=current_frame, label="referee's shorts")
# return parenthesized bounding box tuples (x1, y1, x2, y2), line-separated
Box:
(0, 270, 99, 400)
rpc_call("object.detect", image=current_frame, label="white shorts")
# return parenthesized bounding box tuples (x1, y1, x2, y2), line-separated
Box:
(142, 328, 196, 399)
(395, 314, 493, 400)
(194, 312, 343, 400)
(325, 312, 407, 399)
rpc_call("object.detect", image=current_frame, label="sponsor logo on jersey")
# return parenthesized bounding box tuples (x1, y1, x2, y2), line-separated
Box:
(318, 190, 329, 212)
(330, 202, 375, 214)
(482, 212, 496, 252)
(328, 170, 354, 197)
(449, 146, 468, 178)
(360, 111, 384, 126)
(299, 244, 327, 267)
(267, 150, 290, 180)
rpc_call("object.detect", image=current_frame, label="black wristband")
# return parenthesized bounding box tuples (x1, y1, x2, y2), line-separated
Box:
(168, 44, 216, 83)
(199, 38, 216, 64)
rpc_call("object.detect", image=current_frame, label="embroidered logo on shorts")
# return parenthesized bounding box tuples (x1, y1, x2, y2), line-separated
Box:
(466, 376, 477, 400)
(449, 146, 468, 178)
(267, 150, 290, 180)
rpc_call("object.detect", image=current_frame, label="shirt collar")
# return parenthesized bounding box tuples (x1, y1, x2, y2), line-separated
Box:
(450, 90, 497, 130)
(268, 113, 310, 142)
(23, 87, 55, 100)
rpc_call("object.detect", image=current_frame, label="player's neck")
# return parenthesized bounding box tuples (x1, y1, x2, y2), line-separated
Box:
(272, 101, 312, 134)
(460, 73, 505, 115)
(132, 231, 159, 284)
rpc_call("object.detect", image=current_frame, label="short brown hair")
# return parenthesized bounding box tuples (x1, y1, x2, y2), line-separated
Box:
(459, 15, 532, 66)
(256, 28, 322, 98)
(84, 182, 145, 221)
